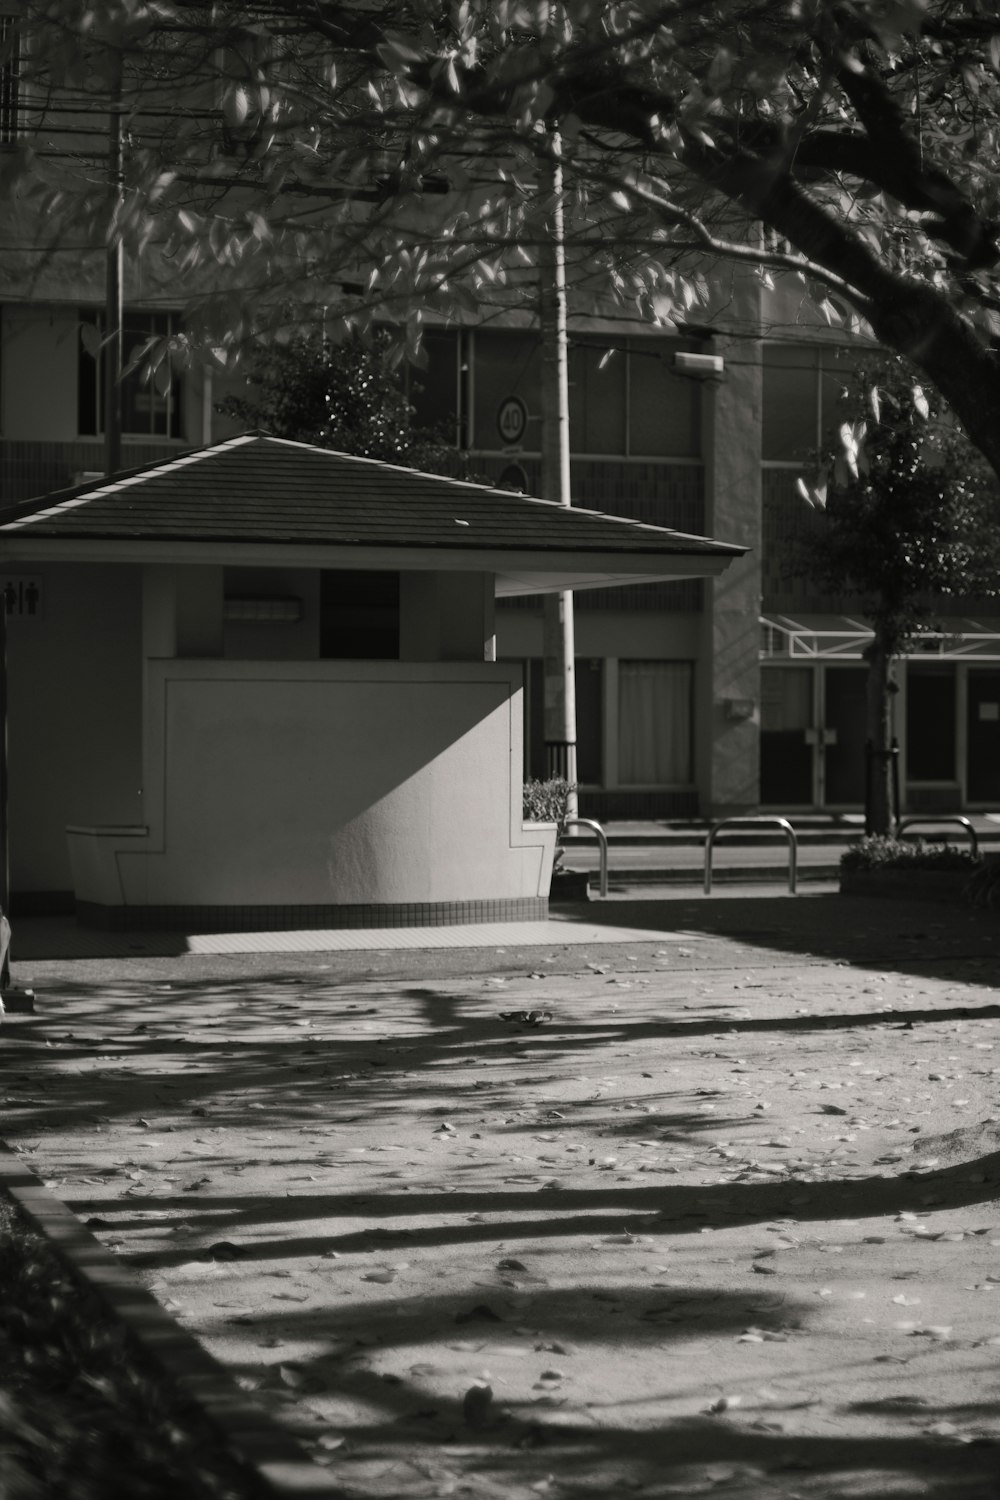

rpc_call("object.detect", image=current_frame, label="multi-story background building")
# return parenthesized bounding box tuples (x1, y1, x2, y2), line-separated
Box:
(2, 283, 999, 822)
(0, 1, 996, 830)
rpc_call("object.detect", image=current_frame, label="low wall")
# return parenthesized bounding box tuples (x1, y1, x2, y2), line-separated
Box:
(67, 659, 555, 926)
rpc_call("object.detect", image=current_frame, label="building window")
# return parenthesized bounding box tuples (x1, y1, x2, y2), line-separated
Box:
(407, 329, 462, 447)
(78, 310, 183, 438)
(906, 667, 956, 781)
(471, 332, 543, 452)
(516, 657, 604, 784)
(618, 660, 693, 784)
(320, 570, 399, 659)
(0, 15, 21, 146)
(762, 343, 862, 462)
(459, 330, 700, 459)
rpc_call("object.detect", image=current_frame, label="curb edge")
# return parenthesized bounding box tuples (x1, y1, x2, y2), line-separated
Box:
(0, 1143, 345, 1499)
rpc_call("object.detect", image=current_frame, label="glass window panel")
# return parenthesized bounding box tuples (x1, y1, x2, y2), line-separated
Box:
(628, 341, 700, 457)
(409, 330, 460, 445)
(79, 310, 182, 438)
(762, 344, 817, 461)
(319, 570, 399, 659)
(819, 347, 862, 447)
(568, 340, 626, 454)
(618, 660, 692, 784)
(574, 657, 603, 784)
(906, 668, 956, 780)
(519, 658, 603, 783)
(0, 15, 21, 145)
(761, 666, 812, 731)
(472, 332, 541, 451)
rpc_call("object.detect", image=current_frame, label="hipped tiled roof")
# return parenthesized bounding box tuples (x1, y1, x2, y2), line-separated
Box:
(0, 434, 743, 559)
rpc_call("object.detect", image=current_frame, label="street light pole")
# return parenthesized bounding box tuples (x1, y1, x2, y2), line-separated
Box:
(538, 144, 578, 818)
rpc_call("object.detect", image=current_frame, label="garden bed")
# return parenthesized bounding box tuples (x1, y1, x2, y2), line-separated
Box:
(839, 866, 976, 902)
(0, 1189, 256, 1500)
(839, 835, 983, 903)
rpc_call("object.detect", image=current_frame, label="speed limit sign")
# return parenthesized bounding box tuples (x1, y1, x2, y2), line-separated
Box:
(497, 395, 528, 447)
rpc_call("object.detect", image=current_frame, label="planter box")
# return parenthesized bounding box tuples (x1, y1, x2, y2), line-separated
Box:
(840, 867, 976, 903)
(549, 870, 592, 903)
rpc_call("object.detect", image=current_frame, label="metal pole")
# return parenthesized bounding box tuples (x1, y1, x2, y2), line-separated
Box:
(538, 142, 578, 817)
(891, 736, 900, 828)
(0, 593, 11, 987)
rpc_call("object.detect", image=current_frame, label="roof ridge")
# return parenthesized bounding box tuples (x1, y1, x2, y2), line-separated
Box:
(2, 434, 257, 531)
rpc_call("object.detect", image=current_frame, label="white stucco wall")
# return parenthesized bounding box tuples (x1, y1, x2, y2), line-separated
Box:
(68, 658, 553, 910)
(7, 563, 143, 892)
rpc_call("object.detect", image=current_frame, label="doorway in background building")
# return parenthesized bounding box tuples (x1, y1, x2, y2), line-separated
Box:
(761, 664, 867, 808)
(967, 669, 1000, 803)
(823, 667, 868, 805)
(760, 666, 813, 805)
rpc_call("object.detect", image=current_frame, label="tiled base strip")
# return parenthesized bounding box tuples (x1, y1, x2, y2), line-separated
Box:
(0, 1145, 343, 1500)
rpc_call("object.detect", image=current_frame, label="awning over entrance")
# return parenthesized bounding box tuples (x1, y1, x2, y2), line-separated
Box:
(761, 614, 1000, 662)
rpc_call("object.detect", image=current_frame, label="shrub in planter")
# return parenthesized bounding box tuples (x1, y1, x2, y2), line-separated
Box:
(522, 777, 575, 834)
(840, 834, 982, 902)
(966, 858, 1000, 910)
(840, 835, 981, 874)
(523, 778, 585, 891)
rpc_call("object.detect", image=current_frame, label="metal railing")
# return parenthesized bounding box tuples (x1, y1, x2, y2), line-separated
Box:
(896, 816, 979, 859)
(563, 817, 609, 899)
(704, 816, 799, 895)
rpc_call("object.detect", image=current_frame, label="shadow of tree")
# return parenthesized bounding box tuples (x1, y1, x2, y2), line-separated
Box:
(63, 1135, 1000, 1267)
(8, 968, 1000, 1159)
(184, 1284, 1000, 1500)
(8, 922, 1000, 1497)
(551, 891, 1000, 988)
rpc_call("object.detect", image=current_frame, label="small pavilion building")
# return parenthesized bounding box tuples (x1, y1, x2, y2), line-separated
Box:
(0, 435, 742, 929)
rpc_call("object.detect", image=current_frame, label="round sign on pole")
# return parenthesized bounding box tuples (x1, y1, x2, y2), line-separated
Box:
(497, 395, 528, 447)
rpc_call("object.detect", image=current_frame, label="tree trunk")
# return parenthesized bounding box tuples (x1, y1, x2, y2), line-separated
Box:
(865, 637, 895, 836)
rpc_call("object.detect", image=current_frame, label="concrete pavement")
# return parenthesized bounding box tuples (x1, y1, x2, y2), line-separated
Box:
(3, 891, 1000, 1500)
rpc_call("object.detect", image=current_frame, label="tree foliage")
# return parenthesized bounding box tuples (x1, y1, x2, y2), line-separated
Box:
(799, 351, 1000, 831)
(217, 330, 464, 472)
(801, 353, 1000, 653)
(8, 1, 1000, 473)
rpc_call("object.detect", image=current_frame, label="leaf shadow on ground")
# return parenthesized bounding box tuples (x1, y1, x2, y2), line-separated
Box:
(7, 969, 1000, 1182)
(66, 1137, 1000, 1265)
(552, 891, 999, 990)
(183, 1284, 1000, 1500)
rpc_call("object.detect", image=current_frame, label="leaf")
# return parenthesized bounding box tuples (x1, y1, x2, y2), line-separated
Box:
(206, 1241, 244, 1261)
(376, 32, 426, 68)
(462, 1383, 493, 1428)
(79, 321, 103, 360)
(705, 1395, 741, 1414)
(455, 1303, 503, 1324)
(362, 1268, 397, 1284)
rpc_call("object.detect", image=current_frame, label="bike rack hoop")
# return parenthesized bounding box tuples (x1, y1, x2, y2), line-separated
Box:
(896, 816, 979, 859)
(563, 818, 609, 899)
(704, 816, 798, 896)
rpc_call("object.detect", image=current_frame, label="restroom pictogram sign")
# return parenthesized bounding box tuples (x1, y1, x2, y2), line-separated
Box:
(2, 576, 43, 620)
